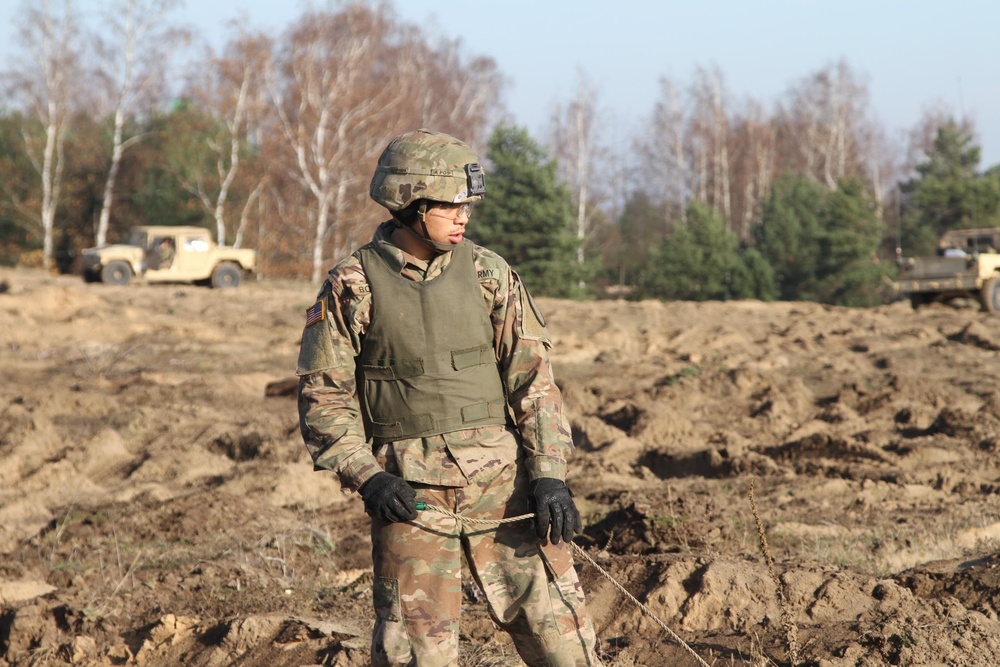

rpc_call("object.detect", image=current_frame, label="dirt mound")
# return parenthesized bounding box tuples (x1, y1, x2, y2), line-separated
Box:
(5, 267, 1000, 666)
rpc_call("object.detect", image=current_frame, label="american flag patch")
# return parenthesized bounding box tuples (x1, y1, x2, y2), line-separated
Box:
(305, 300, 326, 327)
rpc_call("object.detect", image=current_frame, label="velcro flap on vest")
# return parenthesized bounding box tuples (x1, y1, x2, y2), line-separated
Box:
(461, 401, 505, 424)
(362, 358, 424, 381)
(452, 344, 494, 371)
(372, 413, 435, 439)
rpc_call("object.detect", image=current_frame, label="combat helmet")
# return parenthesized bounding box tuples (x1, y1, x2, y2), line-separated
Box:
(369, 129, 485, 211)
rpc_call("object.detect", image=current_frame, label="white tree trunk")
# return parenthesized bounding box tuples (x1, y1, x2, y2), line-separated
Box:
(95, 0, 186, 246)
(40, 103, 67, 269)
(549, 72, 603, 290)
(574, 104, 589, 270)
(695, 141, 708, 204)
(671, 85, 688, 223)
(212, 66, 251, 245)
(14, 1, 79, 269)
(311, 196, 331, 285)
(710, 73, 731, 230)
(234, 180, 264, 250)
(96, 105, 126, 247)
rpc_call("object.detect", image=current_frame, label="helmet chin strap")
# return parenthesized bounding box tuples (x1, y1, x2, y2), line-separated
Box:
(399, 205, 457, 254)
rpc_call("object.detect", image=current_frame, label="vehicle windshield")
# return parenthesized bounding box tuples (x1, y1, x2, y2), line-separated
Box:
(938, 229, 1000, 254)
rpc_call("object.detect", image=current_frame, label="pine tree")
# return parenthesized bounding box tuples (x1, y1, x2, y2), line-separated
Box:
(471, 124, 586, 298)
(602, 189, 663, 296)
(900, 121, 1000, 255)
(731, 247, 778, 301)
(647, 202, 741, 301)
(813, 176, 889, 306)
(755, 173, 826, 301)
(754, 173, 889, 305)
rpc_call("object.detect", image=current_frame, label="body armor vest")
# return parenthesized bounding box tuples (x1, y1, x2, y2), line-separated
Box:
(357, 240, 507, 441)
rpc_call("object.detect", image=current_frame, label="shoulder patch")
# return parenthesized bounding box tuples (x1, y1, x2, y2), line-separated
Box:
(296, 286, 348, 375)
(305, 299, 326, 327)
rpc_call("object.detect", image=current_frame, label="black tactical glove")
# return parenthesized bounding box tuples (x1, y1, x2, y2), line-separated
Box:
(529, 478, 582, 545)
(359, 472, 418, 524)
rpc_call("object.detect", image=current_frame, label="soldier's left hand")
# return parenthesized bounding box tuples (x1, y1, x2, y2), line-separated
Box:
(529, 478, 582, 544)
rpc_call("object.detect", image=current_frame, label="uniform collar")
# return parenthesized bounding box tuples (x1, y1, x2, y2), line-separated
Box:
(373, 221, 435, 276)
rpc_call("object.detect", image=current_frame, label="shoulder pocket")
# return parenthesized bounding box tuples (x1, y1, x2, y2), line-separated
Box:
(513, 270, 550, 343)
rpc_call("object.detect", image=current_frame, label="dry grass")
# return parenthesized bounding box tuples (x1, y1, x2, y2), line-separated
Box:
(748, 632, 778, 667)
(460, 638, 517, 667)
(748, 479, 799, 667)
(71, 341, 140, 380)
(766, 509, 1000, 578)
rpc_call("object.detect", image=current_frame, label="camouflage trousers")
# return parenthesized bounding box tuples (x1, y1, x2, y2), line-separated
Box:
(369, 460, 602, 667)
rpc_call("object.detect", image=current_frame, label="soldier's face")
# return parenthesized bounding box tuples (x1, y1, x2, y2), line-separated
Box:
(423, 203, 472, 245)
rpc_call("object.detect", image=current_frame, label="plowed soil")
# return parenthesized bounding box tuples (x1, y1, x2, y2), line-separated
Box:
(3, 266, 1000, 666)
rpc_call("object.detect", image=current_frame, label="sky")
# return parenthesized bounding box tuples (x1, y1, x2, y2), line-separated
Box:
(1, 0, 998, 167)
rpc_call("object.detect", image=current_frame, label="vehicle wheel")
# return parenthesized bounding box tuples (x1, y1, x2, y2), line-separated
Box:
(980, 276, 1000, 314)
(101, 260, 132, 286)
(211, 263, 242, 289)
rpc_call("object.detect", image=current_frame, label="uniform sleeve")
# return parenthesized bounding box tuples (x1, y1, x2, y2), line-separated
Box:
(493, 266, 573, 482)
(296, 269, 381, 493)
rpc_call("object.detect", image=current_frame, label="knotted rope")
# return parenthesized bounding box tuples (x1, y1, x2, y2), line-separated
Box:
(415, 502, 712, 667)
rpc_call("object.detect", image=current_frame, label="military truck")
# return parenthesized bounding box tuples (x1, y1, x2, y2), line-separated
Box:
(81, 226, 256, 288)
(895, 228, 1000, 314)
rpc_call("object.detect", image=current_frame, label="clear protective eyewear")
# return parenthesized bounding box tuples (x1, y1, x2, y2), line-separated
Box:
(429, 201, 476, 218)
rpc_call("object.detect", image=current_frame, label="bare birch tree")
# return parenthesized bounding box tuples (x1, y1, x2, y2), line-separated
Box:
(550, 72, 605, 279)
(265, 3, 502, 282)
(93, 0, 188, 247)
(181, 30, 270, 246)
(902, 104, 975, 175)
(638, 76, 689, 226)
(732, 100, 776, 240)
(691, 65, 732, 229)
(267, 5, 405, 283)
(2, 0, 83, 269)
(777, 60, 872, 190)
(860, 122, 901, 222)
(418, 39, 503, 136)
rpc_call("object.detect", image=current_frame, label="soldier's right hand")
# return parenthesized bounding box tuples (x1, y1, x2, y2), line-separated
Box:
(359, 472, 418, 523)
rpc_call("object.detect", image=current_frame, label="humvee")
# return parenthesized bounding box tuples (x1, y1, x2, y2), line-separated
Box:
(81, 226, 256, 288)
(895, 228, 1000, 314)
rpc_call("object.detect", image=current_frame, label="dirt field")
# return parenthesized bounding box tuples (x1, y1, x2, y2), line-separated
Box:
(3, 266, 1000, 666)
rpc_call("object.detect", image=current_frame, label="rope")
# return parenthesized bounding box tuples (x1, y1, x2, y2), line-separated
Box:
(416, 502, 712, 667)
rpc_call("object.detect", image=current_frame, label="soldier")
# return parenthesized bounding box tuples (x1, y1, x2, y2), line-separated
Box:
(296, 128, 602, 667)
(154, 237, 175, 269)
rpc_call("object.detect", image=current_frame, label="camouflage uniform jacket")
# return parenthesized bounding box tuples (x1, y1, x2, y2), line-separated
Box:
(296, 221, 573, 493)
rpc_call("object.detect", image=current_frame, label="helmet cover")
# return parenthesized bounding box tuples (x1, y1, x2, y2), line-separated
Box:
(369, 128, 485, 211)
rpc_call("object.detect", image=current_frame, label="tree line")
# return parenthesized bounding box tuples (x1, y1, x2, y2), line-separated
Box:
(2, 1, 999, 307)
